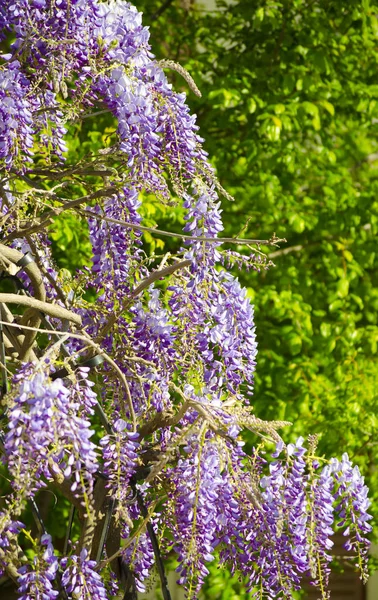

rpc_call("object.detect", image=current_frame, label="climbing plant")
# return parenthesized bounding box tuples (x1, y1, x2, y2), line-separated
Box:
(0, 2, 372, 599)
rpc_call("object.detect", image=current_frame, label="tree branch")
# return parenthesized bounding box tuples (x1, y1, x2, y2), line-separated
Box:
(0, 244, 46, 302)
(0, 294, 81, 325)
(151, 0, 175, 22)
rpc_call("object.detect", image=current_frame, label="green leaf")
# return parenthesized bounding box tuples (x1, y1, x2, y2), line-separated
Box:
(337, 278, 349, 298)
(282, 74, 295, 94)
(327, 338, 336, 352)
(287, 334, 302, 355)
(320, 323, 331, 338)
(289, 213, 305, 233)
(247, 97, 257, 113)
(319, 99, 335, 116)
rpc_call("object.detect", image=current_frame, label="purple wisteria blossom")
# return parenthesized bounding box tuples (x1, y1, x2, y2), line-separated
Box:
(94, 0, 150, 66)
(89, 187, 143, 297)
(309, 463, 336, 596)
(17, 534, 59, 600)
(166, 437, 225, 595)
(61, 550, 109, 599)
(331, 453, 372, 581)
(169, 269, 257, 402)
(5, 367, 98, 499)
(0, 62, 37, 170)
(95, 71, 164, 192)
(121, 526, 156, 593)
(0, 509, 24, 576)
(126, 288, 177, 414)
(100, 418, 139, 522)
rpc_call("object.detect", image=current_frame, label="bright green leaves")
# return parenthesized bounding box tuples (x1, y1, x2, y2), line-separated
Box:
(258, 113, 282, 141)
(301, 101, 321, 131)
(319, 99, 335, 116)
(208, 88, 242, 110)
(288, 213, 306, 233)
(49, 212, 92, 270)
(336, 277, 350, 299)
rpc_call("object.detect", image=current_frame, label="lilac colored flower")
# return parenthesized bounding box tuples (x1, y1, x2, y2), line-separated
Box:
(94, 0, 151, 66)
(5, 367, 98, 498)
(89, 186, 143, 296)
(0, 62, 37, 170)
(145, 64, 210, 190)
(100, 418, 139, 522)
(127, 288, 177, 413)
(61, 549, 109, 599)
(95, 70, 165, 193)
(122, 529, 156, 593)
(254, 456, 301, 596)
(284, 438, 309, 573)
(74, 367, 99, 416)
(331, 453, 372, 581)
(17, 534, 59, 600)
(0, 509, 24, 554)
(307, 463, 336, 594)
(166, 438, 226, 595)
(169, 269, 257, 401)
(3, 0, 97, 67)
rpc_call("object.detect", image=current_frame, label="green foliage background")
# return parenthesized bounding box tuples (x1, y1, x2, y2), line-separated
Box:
(50, 0, 377, 595)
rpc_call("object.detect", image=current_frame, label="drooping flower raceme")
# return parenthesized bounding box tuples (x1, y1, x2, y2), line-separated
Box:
(4, 367, 98, 501)
(17, 534, 59, 600)
(61, 550, 109, 600)
(100, 418, 139, 523)
(0, 61, 37, 169)
(331, 453, 372, 582)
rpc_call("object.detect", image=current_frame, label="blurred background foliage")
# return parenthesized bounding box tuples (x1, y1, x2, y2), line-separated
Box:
(50, 0, 378, 595)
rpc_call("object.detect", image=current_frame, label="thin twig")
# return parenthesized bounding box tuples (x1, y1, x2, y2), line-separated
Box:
(26, 166, 118, 180)
(132, 259, 191, 297)
(81, 208, 283, 246)
(269, 244, 303, 259)
(96, 500, 159, 570)
(3, 187, 120, 243)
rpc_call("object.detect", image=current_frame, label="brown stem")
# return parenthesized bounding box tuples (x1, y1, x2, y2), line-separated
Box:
(0, 293, 81, 325)
(0, 244, 46, 302)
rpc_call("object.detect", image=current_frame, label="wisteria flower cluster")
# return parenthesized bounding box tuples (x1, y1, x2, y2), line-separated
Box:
(17, 534, 59, 600)
(0, 1, 372, 599)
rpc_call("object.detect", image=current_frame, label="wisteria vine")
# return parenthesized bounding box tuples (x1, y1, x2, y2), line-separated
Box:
(0, 1, 372, 599)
